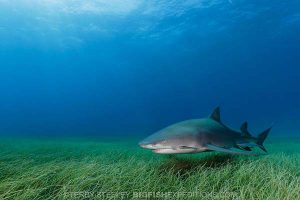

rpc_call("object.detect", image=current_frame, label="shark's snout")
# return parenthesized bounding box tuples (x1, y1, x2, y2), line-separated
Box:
(139, 139, 169, 150)
(138, 141, 156, 149)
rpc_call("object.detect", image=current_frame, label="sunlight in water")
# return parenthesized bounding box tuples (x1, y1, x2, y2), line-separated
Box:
(1, 0, 142, 16)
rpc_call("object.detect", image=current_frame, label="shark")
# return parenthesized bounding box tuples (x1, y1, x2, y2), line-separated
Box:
(139, 107, 271, 155)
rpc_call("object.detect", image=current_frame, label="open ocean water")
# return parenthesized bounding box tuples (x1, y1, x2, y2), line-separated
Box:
(0, 0, 299, 199)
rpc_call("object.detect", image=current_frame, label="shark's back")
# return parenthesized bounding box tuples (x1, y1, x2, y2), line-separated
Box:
(167, 118, 227, 131)
(159, 118, 233, 138)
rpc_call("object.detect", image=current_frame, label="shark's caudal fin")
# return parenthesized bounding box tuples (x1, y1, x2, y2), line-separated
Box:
(256, 127, 272, 152)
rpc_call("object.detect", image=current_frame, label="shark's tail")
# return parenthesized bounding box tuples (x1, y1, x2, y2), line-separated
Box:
(256, 127, 272, 152)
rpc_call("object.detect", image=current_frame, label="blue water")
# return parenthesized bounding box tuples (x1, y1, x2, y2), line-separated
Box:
(0, 0, 299, 137)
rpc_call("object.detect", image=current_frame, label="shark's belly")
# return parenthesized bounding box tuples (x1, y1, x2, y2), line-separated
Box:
(153, 147, 208, 154)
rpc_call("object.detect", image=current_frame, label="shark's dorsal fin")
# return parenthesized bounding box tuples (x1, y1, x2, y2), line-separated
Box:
(210, 106, 221, 123)
(240, 122, 251, 137)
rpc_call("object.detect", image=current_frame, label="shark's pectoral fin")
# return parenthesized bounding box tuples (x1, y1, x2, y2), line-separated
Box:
(206, 144, 259, 156)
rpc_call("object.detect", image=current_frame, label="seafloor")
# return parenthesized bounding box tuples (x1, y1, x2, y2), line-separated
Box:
(0, 137, 299, 200)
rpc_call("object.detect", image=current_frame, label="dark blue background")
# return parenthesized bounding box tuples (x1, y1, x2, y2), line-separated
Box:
(0, 0, 299, 136)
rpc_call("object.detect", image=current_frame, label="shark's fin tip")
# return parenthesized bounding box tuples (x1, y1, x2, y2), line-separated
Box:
(240, 121, 252, 137)
(210, 106, 221, 123)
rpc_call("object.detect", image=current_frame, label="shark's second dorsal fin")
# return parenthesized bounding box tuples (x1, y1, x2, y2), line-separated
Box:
(240, 122, 251, 137)
(210, 107, 221, 123)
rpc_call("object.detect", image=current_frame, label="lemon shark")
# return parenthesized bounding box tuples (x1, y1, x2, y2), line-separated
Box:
(139, 107, 271, 155)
